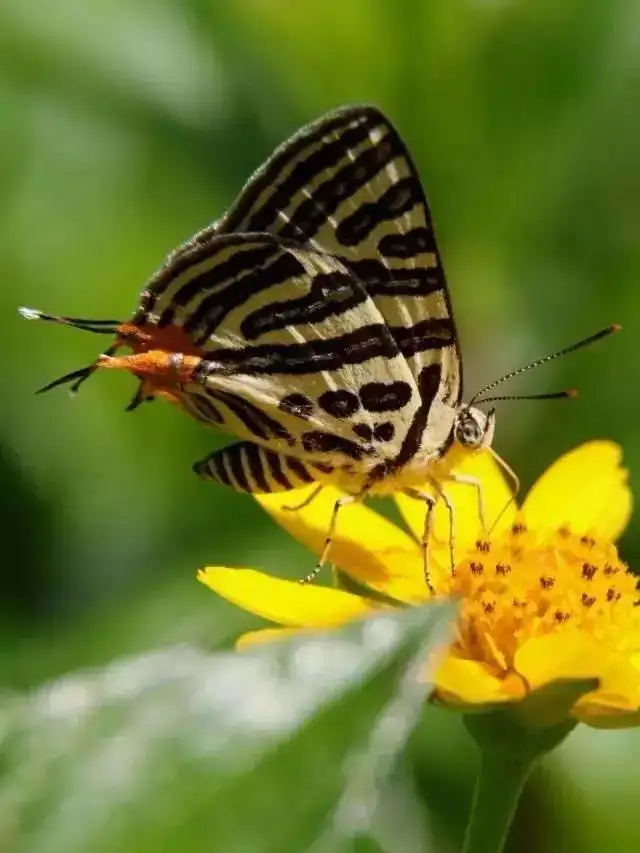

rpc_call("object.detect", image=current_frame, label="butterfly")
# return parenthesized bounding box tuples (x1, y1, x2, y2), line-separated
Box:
(20, 105, 617, 588)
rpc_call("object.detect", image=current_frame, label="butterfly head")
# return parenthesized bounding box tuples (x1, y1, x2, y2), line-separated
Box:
(454, 405, 495, 451)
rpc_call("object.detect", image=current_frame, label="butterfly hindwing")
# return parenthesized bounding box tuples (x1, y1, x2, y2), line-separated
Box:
(137, 232, 428, 485)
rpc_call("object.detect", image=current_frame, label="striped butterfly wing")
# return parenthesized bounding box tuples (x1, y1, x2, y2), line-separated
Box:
(135, 232, 427, 487)
(187, 106, 462, 460)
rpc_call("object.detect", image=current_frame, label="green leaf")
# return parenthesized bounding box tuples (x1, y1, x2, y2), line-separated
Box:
(0, 602, 454, 853)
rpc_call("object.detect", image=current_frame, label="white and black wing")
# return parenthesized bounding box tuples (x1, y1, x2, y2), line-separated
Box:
(205, 106, 462, 458)
(134, 232, 436, 489)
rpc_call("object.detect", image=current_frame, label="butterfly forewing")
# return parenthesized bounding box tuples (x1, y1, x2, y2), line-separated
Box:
(217, 106, 461, 408)
(140, 106, 461, 469)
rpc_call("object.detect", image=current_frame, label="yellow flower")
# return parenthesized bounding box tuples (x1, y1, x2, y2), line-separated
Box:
(199, 441, 639, 729)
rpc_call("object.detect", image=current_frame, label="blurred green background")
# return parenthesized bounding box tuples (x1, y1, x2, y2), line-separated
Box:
(2, 0, 639, 851)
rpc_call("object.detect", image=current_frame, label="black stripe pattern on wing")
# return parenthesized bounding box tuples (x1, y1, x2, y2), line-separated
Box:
(136, 238, 269, 318)
(391, 363, 451, 471)
(335, 177, 423, 246)
(197, 324, 398, 377)
(388, 318, 456, 358)
(377, 228, 436, 259)
(184, 252, 304, 344)
(205, 105, 462, 407)
(211, 390, 295, 447)
(193, 442, 315, 493)
(240, 271, 367, 341)
(347, 258, 444, 299)
(276, 131, 402, 245)
(366, 363, 447, 485)
(225, 112, 377, 235)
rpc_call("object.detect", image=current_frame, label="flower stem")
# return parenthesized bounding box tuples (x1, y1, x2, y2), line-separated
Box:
(461, 709, 577, 853)
(461, 749, 532, 853)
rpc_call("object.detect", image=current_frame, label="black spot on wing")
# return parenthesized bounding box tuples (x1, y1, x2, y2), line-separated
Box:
(374, 422, 395, 442)
(352, 423, 373, 441)
(317, 389, 360, 418)
(359, 380, 412, 413)
(279, 393, 314, 420)
(301, 431, 371, 460)
(352, 421, 396, 443)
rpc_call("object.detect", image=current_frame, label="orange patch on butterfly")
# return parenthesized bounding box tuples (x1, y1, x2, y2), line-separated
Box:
(98, 323, 204, 402)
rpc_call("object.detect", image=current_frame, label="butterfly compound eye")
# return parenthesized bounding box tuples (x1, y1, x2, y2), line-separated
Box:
(455, 409, 486, 449)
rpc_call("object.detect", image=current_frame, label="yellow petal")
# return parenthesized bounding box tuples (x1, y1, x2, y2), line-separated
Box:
(573, 704, 640, 730)
(573, 657, 640, 728)
(198, 567, 376, 627)
(514, 631, 605, 691)
(255, 486, 427, 603)
(395, 448, 515, 562)
(433, 654, 521, 706)
(522, 441, 631, 540)
(236, 627, 304, 649)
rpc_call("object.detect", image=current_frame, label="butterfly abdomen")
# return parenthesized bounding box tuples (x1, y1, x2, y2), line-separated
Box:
(194, 441, 317, 494)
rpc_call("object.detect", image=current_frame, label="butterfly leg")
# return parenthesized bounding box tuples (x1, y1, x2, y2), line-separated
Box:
(301, 494, 356, 585)
(451, 474, 486, 533)
(402, 488, 437, 594)
(283, 484, 323, 513)
(427, 479, 456, 575)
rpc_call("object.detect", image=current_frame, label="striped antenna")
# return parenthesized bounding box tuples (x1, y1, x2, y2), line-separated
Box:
(19, 307, 123, 395)
(18, 306, 121, 335)
(469, 324, 620, 406)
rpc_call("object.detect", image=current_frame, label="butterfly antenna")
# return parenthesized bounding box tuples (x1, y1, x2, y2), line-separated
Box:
(474, 389, 577, 405)
(18, 306, 121, 335)
(469, 324, 620, 406)
(19, 306, 123, 396)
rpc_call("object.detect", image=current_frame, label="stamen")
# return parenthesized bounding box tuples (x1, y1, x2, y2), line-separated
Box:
(581, 563, 598, 581)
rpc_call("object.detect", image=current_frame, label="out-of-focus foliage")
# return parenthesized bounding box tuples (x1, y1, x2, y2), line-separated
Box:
(1, 606, 451, 853)
(0, 1, 638, 851)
